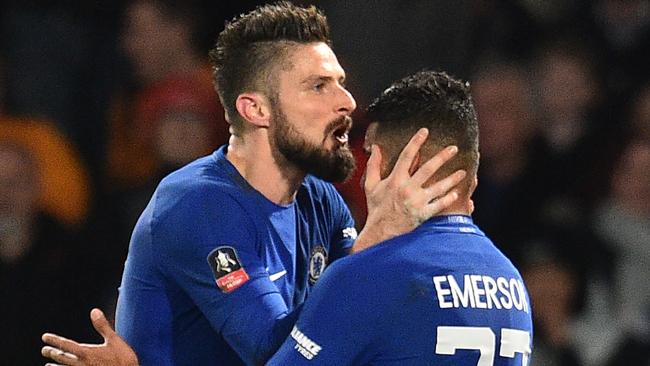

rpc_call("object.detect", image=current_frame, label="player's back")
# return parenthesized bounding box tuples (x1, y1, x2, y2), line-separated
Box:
(368, 215, 533, 365)
(268, 215, 533, 365)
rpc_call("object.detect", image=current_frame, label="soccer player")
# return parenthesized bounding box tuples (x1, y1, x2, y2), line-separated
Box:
(266, 71, 534, 365)
(41, 3, 465, 366)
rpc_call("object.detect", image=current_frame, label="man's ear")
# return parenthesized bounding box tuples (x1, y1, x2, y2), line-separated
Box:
(235, 93, 271, 128)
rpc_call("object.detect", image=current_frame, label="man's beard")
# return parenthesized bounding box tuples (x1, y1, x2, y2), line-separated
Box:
(271, 108, 356, 183)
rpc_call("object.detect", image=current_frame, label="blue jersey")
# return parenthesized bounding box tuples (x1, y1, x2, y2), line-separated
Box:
(268, 215, 533, 366)
(115, 146, 356, 366)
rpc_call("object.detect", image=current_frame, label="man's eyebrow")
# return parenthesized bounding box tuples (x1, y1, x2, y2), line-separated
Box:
(301, 75, 346, 85)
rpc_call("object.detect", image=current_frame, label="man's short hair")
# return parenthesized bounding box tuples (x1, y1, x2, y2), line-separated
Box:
(209, 1, 331, 129)
(367, 70, 479, 188)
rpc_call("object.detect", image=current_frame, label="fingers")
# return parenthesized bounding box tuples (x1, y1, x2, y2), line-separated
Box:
(90, 308, 115, 341)
(42, 345, 81, 366)
(421, 189, 460, 221)
(424, 169, 466, 202)
(410, 145, 459, 187)
(391, 128, 429, 178)
(42, 333, 84, 357)
(414, 169, 467, 222)
(363, 144, 382, 193)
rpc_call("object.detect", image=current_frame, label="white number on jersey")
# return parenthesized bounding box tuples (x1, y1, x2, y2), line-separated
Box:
(435, 326, 531, 366)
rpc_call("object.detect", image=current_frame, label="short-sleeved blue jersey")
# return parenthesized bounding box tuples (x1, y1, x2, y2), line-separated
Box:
(268, 215, 533, 366)
(115, 146, 356, 366)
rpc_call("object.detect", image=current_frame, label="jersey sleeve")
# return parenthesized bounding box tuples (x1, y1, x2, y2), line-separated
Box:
(153, 182, 296, 365)
(266, 257, 378, 365)
(324, 183, 356, 262)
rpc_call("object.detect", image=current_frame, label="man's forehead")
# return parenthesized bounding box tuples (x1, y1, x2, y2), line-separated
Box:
(284, 42, 345, 79)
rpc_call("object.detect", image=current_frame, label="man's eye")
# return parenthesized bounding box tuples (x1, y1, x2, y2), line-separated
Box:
(314, 83, 325, 91)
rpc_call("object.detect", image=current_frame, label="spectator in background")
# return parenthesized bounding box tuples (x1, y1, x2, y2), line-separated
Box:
(521, 224, 613, 366)
(529, 38, 613, 223)
(106, 0, 228, 191)
(575, 142, 650, 366)
(470, 60, 541, 264)
(1, 52, 103, 364)
(521, 235, 582, 366)
(105, 0, 228, 238)
(589, 0, 650, 101)
(0, 118, 91, 229)
(0, 142, 92, 365)
(0, 48, 90, 230)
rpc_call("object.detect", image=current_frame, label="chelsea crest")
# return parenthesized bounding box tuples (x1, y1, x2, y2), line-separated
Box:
(308, 245, 328, 285)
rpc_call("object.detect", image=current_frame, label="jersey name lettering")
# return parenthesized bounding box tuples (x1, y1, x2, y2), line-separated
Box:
(433, 274, 529, 313)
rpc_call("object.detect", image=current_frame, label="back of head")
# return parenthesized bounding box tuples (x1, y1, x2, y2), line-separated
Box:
(209, 1, 331, 130)
(367, 71, 479, 193)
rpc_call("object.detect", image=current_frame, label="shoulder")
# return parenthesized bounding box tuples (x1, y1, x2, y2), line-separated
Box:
(324, 237, 408, 283)
(157, 156, 243, 206)
(142, 156, 255, 231)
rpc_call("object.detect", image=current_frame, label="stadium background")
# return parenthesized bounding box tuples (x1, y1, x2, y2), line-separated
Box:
(0, 0, 648, 365)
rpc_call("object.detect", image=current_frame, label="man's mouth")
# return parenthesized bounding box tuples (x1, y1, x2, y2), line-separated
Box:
(328, 117, 352, 146)
(333, 125, 349, 144)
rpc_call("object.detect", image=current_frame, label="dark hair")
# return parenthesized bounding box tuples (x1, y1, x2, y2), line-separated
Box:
(367, 70, 479, 184)
(209, 1, 331, 129)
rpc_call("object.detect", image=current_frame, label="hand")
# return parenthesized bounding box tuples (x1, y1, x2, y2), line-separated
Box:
(354, 128, 465, 252)
(41, 308, 139, 366)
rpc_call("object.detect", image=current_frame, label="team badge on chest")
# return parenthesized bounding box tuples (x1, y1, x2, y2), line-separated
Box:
(207, 246, 249, 293)
(308, 245, 328, 285)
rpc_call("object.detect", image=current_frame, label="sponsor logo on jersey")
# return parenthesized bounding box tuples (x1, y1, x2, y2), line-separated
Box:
(342, 227, 358, 239)
(269, 269, 287, 282)
(207, 246, 249, 293)
(308, 245, 328, 285)
(433, 274, 530, 313)
(290, 326, 321, 360)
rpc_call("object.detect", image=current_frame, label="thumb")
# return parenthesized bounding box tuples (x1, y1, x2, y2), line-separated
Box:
(90, 308, 116, 341)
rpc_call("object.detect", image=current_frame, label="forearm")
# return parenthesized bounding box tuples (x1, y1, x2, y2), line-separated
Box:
(220, 295, 304, 366)
(252, 304, 304, 365)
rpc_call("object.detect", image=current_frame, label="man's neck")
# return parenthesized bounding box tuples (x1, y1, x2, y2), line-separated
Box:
(226, 132, 305, 205)
(435, 198, 473, 217)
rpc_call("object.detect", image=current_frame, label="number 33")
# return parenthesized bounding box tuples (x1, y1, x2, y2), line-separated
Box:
(436, 326, 531, 366)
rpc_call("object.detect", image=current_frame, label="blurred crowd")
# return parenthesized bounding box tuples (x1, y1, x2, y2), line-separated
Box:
(0, 0, 648, 365)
